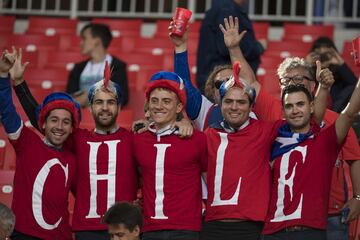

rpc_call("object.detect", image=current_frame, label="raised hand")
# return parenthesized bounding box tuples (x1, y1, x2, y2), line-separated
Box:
(169, 21, 189, 52)
(219, 16, 246, 50)
(316, 60, 334, 90)
(0, 46, 17, 76)
(9, 48, 29, 86)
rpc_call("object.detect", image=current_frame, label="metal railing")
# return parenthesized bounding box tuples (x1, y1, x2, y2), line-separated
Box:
(0, 0, 359, 25)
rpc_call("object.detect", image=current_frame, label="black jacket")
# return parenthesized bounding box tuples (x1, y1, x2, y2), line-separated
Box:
(66, 56, 129, 106)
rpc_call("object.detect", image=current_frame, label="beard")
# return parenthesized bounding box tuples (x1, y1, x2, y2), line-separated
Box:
(93, 111, 118, 129)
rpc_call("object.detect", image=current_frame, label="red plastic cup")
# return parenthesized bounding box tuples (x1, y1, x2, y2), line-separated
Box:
(352, 36, 360, 66)
(171, 7, 192, 37)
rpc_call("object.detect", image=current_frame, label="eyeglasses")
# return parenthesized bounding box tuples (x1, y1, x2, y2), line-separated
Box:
(279, 75, 314, 86)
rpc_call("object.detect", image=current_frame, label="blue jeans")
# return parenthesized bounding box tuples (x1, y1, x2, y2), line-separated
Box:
(326, 215, 349, 240)
(263, 228, 326, 240)
(142, 230, 199, 240)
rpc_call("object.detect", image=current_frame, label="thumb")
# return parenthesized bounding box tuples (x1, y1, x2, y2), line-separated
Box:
(239, 30, 247, 39)
(316, 60, 322, 75)
(341, 201, 350, 210)
(23, 62, 29, 69)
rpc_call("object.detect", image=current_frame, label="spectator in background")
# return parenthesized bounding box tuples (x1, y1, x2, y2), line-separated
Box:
(306, 37, 358, 113)
(196, 0, 266, 94)
(66, 23, 129, 107)
(102, 202, 143, 240)
(0, 203, 15, 240)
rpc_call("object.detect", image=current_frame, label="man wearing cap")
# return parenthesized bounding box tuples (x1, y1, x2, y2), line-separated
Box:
(12, 61, 138, 240)
(133, 71, 207, 240)
(0, 48, 78, 239)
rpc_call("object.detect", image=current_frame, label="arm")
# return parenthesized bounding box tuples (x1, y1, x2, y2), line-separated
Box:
(9, 49, 39, 130)
(0, 48, 23, 140)
(346, 160, 360, 222)
(312, 60, 334, 125)
(219, 16, 261, 95)
(335, 77, 360, 144)
(169, 21, 203, 120)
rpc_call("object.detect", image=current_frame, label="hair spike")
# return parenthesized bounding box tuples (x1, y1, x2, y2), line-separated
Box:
(232, 61, 242, 87)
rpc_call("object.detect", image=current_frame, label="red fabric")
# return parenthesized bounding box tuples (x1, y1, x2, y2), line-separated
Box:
(205, 119, 283, 222)
(264, 124, 342, 234)
(133, 130, 207, 232)
(68, 128, 138, 231)
(255, 89, 360, 215)
(10, 127, 76, 240)
(38, 99, 80, 132)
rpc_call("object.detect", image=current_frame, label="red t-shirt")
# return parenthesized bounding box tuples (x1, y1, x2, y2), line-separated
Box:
(11, 127, 76, 240)
(254, 89, 360, 214)
(263, 124, 342, 234)
(205, 119, 283, 222)
(133, 130, 207, 232)
(68, 128, 138, 231)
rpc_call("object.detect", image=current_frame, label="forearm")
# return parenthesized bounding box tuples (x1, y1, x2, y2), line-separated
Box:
(313, 85, 330, 125)
(174, 51, 202, 119)
(350, 160, 360, 196)
(343, 78, 360, 118)
(0, 76, 22, 134)
(13, 81, 40, 130)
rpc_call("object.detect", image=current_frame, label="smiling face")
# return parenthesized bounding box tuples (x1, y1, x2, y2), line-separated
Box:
(43, 109, 73, 148)
(221, 87, 252, 129)
(282, 91, 314, 133)
(90, 90, 119, 131)
(148, 88, 183, 130)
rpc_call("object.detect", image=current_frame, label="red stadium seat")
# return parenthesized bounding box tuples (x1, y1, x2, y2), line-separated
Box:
(342, 41, 353, 59)
(0, 15, 15, 33)
(116, 52, 164, 70)
(283, 23, 334, 42)
(24, 68, 69, 91)
(0, 170, 15, 207)
(154, 20, 201, 38)
(253, 22, 270, 40)
(42, 51, 85, 70)
(26, 17, 78, 36)
(92, 18, 142, 38)
(124, 37, 173, 55)
(59, 35, 81, 51)
(264, 40, 312, 58)
(1, 34, 59, 52)
(29, 88, 54, 103)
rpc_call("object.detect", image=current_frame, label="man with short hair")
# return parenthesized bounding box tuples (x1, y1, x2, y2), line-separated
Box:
(13, 62, 138, 240)
(133, 72, 207, 240)
(0, 202, 15, 240)
(103, 202, 143, 240)
(0, 48, 79, 239)
(66, 23, 129, 107)
(263, 80, 360, 239)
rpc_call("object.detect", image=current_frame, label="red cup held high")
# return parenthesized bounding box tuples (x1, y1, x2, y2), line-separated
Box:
(171, 7, 192, 37)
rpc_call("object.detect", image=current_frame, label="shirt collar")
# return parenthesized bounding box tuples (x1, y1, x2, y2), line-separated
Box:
(94, 125, 119, 135)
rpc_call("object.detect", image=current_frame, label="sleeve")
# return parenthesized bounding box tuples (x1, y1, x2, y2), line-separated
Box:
(111, 57, 129, 106)
(13, 80, 40, 131)
(66, 63, 82, 94)
(174, 51, 203, 120)
(197, 132, 208, 172)
(253, 89, 283, 121)
(323, 124, 344, 165)
(10, 125, 34, 153)
(337, 63, 358, 86)
(0, 76, 22, 135)
(340, 127, 360, 161)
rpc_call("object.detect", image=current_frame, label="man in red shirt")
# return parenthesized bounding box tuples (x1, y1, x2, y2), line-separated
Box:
(0, 48, 80, 239)
(13, 61, 138, 240)
(222, 16, 360, 239)
(263, 79, 360, 239)
(133, 71, 207, 240)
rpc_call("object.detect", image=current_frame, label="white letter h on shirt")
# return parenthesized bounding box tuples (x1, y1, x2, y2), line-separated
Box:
(86, 140, 120, 218)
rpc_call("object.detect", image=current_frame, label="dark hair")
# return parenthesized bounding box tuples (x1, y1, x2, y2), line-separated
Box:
(205, 64, 233, 103)
(281, 84, 313, 105)
(81, 23, 113, 49)
(310, 36, 338, 52)
(102, 202, 143, 231)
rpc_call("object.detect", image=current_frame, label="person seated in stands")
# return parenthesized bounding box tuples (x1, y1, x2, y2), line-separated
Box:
(66, 23, 129, 107)
(306, 36, 358, 113)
